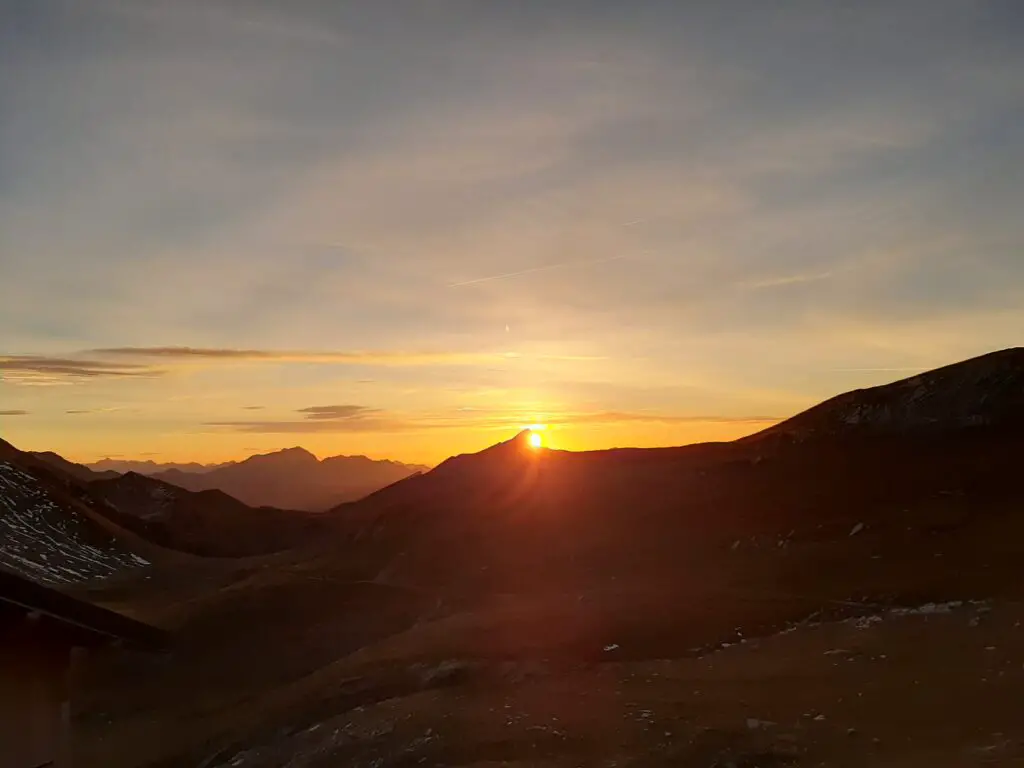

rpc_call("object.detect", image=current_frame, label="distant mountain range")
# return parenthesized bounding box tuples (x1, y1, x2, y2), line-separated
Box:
(89, 458, 232, 475)
(76, 448, 429, 511)
(148, 448, 428, 511)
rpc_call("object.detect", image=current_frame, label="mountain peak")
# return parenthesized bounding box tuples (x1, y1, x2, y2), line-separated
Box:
(430, 430, 541, 475)
(242, 446, 320, 466)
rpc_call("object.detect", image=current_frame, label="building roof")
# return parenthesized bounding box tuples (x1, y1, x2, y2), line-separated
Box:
(0, 567, 167, 651)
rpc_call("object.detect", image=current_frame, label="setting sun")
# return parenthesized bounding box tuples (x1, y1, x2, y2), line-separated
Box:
(527, 431, 544, 449)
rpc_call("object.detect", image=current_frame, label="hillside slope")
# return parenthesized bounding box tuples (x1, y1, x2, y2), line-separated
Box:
(31, 451, 120, 481)
(86, 472, 327, 557)
(752, 347, 1024, 440)
(0, 442, 151, 584)
(313, 348, 1024, 597)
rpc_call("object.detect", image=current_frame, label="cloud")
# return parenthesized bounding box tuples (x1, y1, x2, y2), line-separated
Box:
(203, 409, 782, 435)
(0, 410, 29, 416)
(0, 355, 164, 384)
(548, 412, 784, 426)
(64, 407, 131, 415)
(86, 347, 507, 366)
(241, 405, 265, 410)
(296, 404, 380, 421)
(203, 419, 401, 434)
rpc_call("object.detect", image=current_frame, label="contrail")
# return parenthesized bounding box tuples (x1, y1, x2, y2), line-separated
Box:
(448, 254, 627, 288)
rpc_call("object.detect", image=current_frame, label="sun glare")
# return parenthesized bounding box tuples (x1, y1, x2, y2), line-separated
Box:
(527, 431, 543, 448)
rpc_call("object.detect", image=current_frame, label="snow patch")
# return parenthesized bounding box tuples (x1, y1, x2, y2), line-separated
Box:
(0, 461, 150, 584)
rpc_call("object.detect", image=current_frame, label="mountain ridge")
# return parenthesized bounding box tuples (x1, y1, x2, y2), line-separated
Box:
(86, 447, 429, 477)
(750, 347, 1024, 441)
(143, 447, 429, 511)
(317, 347, 1024, 596)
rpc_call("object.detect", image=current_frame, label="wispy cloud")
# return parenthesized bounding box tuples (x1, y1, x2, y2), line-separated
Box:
(203, 409, 782, 435)
(86, 347, 508, 366)
(241, 405, 265, 410)
(63, 407, 127, 415)
(204, 419, 401, 434)
(296, 404, 380, 421)
(548, 412, 783, 426)
(0, 410, 29, 416)
(0, 355, 163, 384)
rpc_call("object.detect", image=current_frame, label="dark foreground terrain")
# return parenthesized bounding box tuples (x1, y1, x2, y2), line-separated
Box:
(7, 349, 1023, 767)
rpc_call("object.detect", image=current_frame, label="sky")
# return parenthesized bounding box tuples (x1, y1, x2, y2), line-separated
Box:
(1, 0, 1023, 465)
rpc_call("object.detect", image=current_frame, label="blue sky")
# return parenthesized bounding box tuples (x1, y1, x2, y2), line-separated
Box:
(1, 0, 1022, 463)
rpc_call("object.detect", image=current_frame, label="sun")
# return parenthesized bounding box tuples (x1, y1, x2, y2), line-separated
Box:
(525, 424, 547, 449)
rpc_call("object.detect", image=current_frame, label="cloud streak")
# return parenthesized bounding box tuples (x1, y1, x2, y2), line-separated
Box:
(296, 404, 380, 421)
(204, 419, 401, 434)
(0, 410, 29, 416)
(87, 347, 509, 366)
(203, 409, 782, 434)
(0, 355, 164, 383)
(547, 412, 783, 426)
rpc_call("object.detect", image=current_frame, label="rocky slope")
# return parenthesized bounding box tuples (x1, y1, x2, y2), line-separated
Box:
(752, 347, 1024, 440)
(31, 450, 120, 481)
(0, 451, 150, 584)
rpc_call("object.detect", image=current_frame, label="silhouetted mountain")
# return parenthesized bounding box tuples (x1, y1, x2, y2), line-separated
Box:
(87, 471, 326, 557)
(88, 458, 231, 474)
(752, 347, 1024, 440)
(151, 447, 428, 510)
(31, 450, 120, 481)
(326, 349, 1024, 598)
